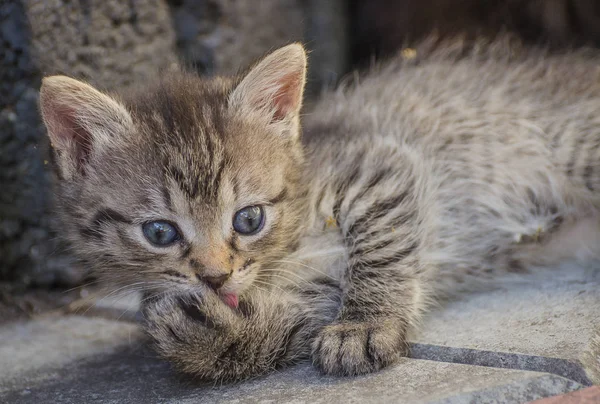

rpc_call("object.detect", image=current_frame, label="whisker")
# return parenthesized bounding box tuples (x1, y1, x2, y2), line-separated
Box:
(259, 268, 314, 284)
(252, 279, 288, 295)
(271, 259, 336, 280)
(257, 271, 309, 288)
(78, 282, 146, 316)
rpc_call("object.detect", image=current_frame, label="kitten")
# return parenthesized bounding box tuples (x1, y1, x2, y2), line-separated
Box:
(40, 37, 600, 381)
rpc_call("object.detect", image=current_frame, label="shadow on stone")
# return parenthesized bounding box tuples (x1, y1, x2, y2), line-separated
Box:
(410, 343, 592, 386)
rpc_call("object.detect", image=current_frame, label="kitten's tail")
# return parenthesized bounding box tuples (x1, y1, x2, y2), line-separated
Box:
(582, 326, 600, 385)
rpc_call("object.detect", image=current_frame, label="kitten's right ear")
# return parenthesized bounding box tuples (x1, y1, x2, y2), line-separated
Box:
(40, 76, 133, 180)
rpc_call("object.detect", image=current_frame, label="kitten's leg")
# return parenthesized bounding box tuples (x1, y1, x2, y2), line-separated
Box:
(143, 282, 341, 382)
(312, 157, 426, 376)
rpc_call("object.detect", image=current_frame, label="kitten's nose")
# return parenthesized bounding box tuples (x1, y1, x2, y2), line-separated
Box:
(199, 273, 230, 290)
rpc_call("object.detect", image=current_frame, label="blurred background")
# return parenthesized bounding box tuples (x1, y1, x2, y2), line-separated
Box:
(1, 0, 600, 318)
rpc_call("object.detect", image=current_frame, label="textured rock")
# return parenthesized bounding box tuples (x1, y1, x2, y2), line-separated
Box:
(167, 0, 348, 94)
(24, 0, 177, 89)
(0, 0, 176, 286)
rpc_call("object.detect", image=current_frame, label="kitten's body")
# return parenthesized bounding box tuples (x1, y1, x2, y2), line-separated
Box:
(40, 38, 600, 382)
(301, 38, 600, 294)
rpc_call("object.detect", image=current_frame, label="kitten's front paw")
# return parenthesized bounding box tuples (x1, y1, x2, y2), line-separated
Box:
(142, 291, 307, 381)
(312, 320, 407, 376)
(142, 292, 242, 376)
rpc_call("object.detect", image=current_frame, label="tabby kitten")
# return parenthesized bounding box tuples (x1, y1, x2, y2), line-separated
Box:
(40, 38, 600, 382)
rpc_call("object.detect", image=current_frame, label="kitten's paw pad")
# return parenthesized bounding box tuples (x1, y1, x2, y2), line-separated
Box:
(312, 321, 405, 376)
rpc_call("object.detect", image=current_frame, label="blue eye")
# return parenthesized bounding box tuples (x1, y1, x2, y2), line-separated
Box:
(233, 206, 264, 235)
(142, 221, 181, 246)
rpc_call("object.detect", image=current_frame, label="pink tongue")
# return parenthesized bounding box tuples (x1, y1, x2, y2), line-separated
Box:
(222, 293, 239, 309)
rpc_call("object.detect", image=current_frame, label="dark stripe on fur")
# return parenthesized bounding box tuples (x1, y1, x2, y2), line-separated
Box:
(116, 228, 140, 250)
(332, 153, 365, 220)
(163, 269, 187, 279)
(161, 185, 173, 212)
(189, 259, 202, 271)
(358, 242, 418, 270)
(80, 208, 132, 239)
(583, 137, 600, 191)
(180, 244, 193, 260)
(237, 300, 254, 318)
(219, 342, 240, 361)
(312, 277, 342, 290)
(212, 161, 225, 198)
(346, 191, 409, 237)
(346, 168, 392, 214)
(365, 328, 376, 366)
(177, 298, 216, 328)
(166, 325, 184, 343)
(169, 165, 199, 199)
(566, 136, 585, 177)
(314, 184, 328, 211)
(337, 331, 347, 365)
(350, 237, 396, 258)
(269, 188, 288, 205)
(228, 234, 239, 253)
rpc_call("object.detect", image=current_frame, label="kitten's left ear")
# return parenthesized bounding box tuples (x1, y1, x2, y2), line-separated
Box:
(229, 43, 307, 129)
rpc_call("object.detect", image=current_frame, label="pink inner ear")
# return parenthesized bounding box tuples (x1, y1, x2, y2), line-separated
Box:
(50, 103, 93, 172)
(271, 72, 302, 121)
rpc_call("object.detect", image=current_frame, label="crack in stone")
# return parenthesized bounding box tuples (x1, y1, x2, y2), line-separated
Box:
(409, 342, 592, 386)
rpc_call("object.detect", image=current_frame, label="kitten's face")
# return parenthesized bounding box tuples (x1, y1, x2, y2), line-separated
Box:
(40, 45, 308, 305)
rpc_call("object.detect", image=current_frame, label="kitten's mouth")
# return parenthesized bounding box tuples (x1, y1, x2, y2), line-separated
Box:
(219, 292, 239, 309)
(216, 259, 254, 309)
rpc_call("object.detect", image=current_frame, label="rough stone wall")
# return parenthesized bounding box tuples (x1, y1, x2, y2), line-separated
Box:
(24, 0, 177, 90)
(1, 0, 348, 288)
(0, 0, 177, 287)
(168, 0, 348, 94)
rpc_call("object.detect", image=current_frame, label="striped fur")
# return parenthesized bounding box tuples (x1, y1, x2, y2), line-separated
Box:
(41, 37, 600, 381)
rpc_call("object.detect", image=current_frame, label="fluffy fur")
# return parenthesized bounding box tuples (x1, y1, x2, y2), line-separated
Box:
(40, 37, 600, 382)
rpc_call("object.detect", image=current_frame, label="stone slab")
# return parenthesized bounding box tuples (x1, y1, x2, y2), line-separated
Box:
(412, 263, 600, 384)
(0, 311, 583, 403)
(0, 344, 582, 404)
(0, 315, 140, 394)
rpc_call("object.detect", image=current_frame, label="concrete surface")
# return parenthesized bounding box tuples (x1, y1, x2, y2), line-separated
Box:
(0, 265, 598, 403)
(413, 264, 600, 385)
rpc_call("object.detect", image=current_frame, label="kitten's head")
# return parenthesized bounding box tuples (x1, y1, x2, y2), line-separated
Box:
(40, 44, 308, 305)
